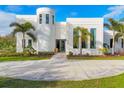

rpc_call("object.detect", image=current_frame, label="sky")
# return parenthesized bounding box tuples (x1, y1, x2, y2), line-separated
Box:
(0, 5, 124, 36)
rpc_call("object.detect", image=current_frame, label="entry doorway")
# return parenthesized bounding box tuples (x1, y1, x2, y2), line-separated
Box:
(56, 39, 66, 52)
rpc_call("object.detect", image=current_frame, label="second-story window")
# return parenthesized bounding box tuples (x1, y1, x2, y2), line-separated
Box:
(39, 14, 42, 24)
(46, 14, 49, 24)
(52, 15, 54, 24)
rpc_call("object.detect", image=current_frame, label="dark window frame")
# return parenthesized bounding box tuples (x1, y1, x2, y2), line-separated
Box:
(39, 14, 42, 24)
(110, 38, 113, 48)
(82, 40, 87, 48)
(46, 14, 49, 24)
(122, 39, 124, 48)
(52, 15, 54, 24)
(90, 28, 96, 49)
(28, 39, 32, 47)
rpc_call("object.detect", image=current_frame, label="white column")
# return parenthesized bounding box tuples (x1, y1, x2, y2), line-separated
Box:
(88, 36, 90, 49)
(36, 34, 39, 54)
(79, 31, 82, 54)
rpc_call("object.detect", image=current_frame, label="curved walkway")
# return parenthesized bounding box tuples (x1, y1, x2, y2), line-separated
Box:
(0, 53, 124, 81)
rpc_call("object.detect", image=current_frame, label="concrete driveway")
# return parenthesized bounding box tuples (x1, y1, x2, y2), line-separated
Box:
(0, 53, 124, 81)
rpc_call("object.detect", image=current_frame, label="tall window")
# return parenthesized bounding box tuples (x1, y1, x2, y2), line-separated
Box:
(90, 28, 96, 48)
(110, 38, 113, 48)
(52, 15, 54, 24)
(82, 41, 87, 48)
(73, 30, 79, 48)
(39, 14, 42, 24)
(122, 39, 124, 48)
(46, 14, 49, 24)
(28, 39, 32, 47)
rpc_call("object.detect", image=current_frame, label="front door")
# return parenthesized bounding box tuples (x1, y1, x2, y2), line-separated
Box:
(56, 39, 66, 52)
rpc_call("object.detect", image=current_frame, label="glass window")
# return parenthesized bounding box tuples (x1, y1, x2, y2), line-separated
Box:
(39, 14, 42, 24)
(110, 39, 113, 48)
(90, 28, 96, 48)
(82, 41, 87, 48)
(46, 14, 49, 24)
(28, 39, 32, 47)
(73, 30, 79, 48)
(122, 39, 124, 48)
(52, 15, 54, 24)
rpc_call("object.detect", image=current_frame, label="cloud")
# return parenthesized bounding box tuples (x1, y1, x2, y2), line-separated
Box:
(0, 11, 16, 36)
(69, 12, 78, 17)
(103, 5, 124, 18)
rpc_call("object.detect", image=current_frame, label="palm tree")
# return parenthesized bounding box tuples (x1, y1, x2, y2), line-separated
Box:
(10, 21, 36, 50)
(74, 26, 92, 55)
(114, 23, 124, 48)
(104, 18, 120, 55)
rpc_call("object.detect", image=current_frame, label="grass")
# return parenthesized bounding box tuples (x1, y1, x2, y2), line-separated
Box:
(0, 73, 124, 88)
(67, 55, 124, 60)
(0, 56, 51, 62)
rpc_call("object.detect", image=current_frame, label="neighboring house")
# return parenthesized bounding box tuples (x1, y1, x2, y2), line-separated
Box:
(15, 7, 124, 55)
(104, 30, 124, 54)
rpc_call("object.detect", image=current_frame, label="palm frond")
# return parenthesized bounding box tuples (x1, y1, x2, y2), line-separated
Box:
(74, 26, 81, 32)
(109, 18, 120, 31)
(108, 18, 118, 26)
(22, 22, 35, 31)
(10, 22, 22, 28)
(27, 32, 36, 42)
(80, 27, 91, 41)
(114, 33, 123, 42)
(12, 27, 22, 36)
(104, 23, 112, 30)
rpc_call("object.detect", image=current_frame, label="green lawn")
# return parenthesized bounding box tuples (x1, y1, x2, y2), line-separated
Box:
(67, 55, 124, 60)
(0, 56, 50, 62)
(0, 73, 124, 88)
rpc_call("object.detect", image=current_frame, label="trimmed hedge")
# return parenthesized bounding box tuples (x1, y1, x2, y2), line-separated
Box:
(38, 52, 54, 56)
(0, 51, 54, 57)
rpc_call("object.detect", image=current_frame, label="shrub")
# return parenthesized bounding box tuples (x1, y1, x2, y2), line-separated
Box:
(68, 51, 73, 56)
(38, 52, 54, 57)
(99, 48, 109, 55)
(0, 51, 23, 57)
(0, 35, 16, 52)
(23, 46, 37, 56)
(117, 51, 124, 56)
(86, 53, 90, 56)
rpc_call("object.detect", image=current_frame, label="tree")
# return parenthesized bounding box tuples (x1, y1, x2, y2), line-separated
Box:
(10, 22, 36, 50)
(74, 26, 92, 55)
(114, 23, 124, 49)
(104, 18, 120, 55)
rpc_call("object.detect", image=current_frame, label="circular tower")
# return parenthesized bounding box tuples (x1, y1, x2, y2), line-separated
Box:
(36, 7, 55, 52)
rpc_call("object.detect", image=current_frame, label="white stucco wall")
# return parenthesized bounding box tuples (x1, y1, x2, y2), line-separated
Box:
(16, 15, 38, 52)
(15, 7, 105, 55)
(36, 7, 55, 52)
(55, 22, 67, 39)
(16, 7, 56, 52)
(16, 32, 37, 52)
(37, 24, 55, 52)
(16, 32, 23, 52)
(66, 18, 103, 55)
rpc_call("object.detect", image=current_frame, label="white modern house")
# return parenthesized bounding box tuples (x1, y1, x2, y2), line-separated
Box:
(15, 7, 124, 55)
